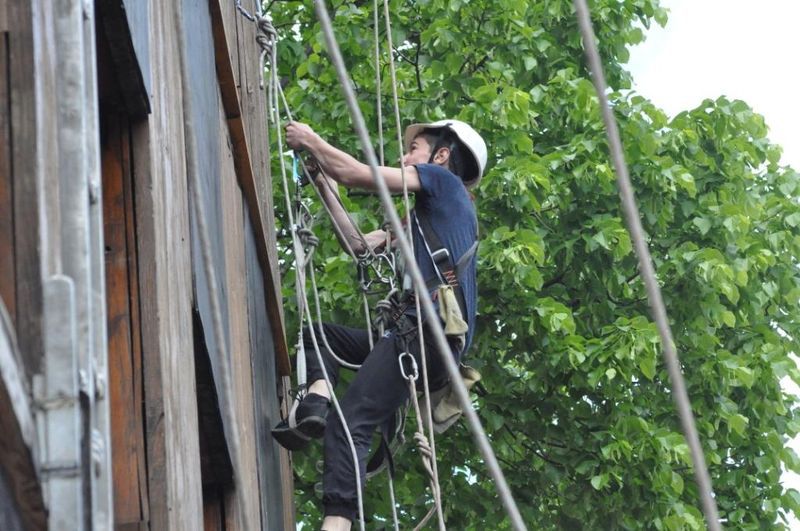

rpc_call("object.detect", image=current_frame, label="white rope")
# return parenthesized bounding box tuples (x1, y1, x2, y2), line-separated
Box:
(381, 0, 446, 526)
(256, 17, 367, 529)
(572, 1, 721, 529)
(398, 352, 444, 531)
(312, 1, 527, 529)
(373, 0, 384, 165)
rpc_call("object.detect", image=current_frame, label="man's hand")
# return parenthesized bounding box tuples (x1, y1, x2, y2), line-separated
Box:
(285, 121, 318, 151)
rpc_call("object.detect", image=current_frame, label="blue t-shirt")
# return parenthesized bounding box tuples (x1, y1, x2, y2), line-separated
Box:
(406, 164, 478, 354)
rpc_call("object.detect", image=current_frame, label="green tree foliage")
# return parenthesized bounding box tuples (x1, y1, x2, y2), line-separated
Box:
(269, 0, 800, 528)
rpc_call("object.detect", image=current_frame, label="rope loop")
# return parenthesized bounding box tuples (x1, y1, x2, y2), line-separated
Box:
(256, 17, 279, 89)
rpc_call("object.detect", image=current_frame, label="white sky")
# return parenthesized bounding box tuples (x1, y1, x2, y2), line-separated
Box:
(627, 0, 800, 169)
(627, 1, 800, 526)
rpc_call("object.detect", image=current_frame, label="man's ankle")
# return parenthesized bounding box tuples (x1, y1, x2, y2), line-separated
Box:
(308, 379, 332, 400)
(321, 515, 351, 531)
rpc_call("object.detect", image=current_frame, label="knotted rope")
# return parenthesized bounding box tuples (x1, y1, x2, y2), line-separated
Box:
(398, 350, 442, 531)
(256, 17, 278, 90)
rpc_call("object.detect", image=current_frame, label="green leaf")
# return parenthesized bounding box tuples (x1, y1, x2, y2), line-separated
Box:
(639, 355, 657, 380)
(728, 414, 749, 436)
(693, 217, 712, 235)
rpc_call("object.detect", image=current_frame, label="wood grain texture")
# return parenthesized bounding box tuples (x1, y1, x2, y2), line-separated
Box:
(8, 0, 43, 380)
(0, 35, 15, 326)
(218, 101, 261, 530)
(0, 0, 7, 32)
(101, 114, 149, 528)
(137, 2, 204, 528)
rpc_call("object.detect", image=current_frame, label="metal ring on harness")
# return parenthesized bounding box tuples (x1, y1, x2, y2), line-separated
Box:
(398, 351, 418, 382)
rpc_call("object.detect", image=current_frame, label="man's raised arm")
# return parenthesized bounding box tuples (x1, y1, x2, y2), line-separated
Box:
(285, 121, 422, 193)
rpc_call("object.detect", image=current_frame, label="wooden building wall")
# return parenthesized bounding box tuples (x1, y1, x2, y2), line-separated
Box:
(0, 0, 294, 528)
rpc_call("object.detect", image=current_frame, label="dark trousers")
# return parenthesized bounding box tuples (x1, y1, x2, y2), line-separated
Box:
(303, 320, 455, 521)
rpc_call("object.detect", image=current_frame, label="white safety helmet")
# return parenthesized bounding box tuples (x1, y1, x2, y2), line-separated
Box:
(404, 119, 488, 188)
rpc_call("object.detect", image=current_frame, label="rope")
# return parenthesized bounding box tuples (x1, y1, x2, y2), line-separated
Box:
(255, 17, 278, 90)
(381, 0, 447, 526)
(572, 2, 721, 530)
(175, 4, 251, 530)
(312, 1, 527, 529)
(398, 351, 443, 531)
(235, 0, 260, 21)
(372, 0, 384, 165)
(255, 15, 367, 528)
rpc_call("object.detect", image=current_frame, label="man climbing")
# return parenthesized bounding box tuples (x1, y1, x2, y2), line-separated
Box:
(274, 119, 486, 531)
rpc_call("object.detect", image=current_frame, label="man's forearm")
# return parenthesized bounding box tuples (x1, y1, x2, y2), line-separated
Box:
(314, 176, 374, 255)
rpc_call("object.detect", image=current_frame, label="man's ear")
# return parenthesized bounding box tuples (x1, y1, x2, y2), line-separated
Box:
(433, 146, 451, 166)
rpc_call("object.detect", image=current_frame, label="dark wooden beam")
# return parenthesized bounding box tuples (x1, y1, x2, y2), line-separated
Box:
(95, 0, 151, 116)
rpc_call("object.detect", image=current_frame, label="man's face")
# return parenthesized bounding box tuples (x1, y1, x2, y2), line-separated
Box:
(402, 135, 433, 167)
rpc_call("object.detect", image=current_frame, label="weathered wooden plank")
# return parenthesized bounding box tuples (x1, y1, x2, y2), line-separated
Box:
(209, 0, 289, 376)
(0, 36, 15, 326)
(35, 0, 62, 278)
(278, 374, 296, 529)
(218, 102, 261, 530)
(137, 2, 204, 528)
(202, 488, 225, 531)
(8, 0, 43, 380)
(123, 122, 149, 528)
(102, 114, 150, 528)
(246, 207, 295, 530)
(0, 0, 7, 32)
(233, 4, 286, 364)
(183, 0, 235, 444)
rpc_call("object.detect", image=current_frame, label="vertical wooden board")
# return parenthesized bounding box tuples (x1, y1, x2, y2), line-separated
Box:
(235, 11, 284, 314)
(123, 123, 149, 526)
(245, 207, 295, 530)
(8, 0, 43, 379)
(0, 0, 7, 32)
(182, 0, 235, 439)
(138, 2, 204, 529)
(0, 36, 15, 324)
(102, 116, 141, 525)
(217, 97, 260, 530)
(218, 0, 240, 88)
(102, 114, 149, 528)
(35, 0, 62, 277)
(202, 488, 224, 531)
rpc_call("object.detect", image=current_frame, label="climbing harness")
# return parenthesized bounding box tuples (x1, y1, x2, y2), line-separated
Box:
(240, 1, 516, 529)
(311, 0, 529, 529)
(229, 1, 721, 529)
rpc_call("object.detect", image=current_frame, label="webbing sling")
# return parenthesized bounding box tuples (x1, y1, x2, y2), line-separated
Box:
(412, 209, 477, 324)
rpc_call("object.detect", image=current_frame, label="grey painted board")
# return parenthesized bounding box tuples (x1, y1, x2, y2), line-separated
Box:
(182, 0, 234, 460)
(245, 206, 285, 530)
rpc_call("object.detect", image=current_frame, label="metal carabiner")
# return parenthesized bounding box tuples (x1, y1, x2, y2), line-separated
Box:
(398, 351, 418, 382)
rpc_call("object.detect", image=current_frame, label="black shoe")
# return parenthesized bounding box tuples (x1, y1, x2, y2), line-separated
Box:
(295, 393, 330, 438)
(271, 393, 330, 451)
